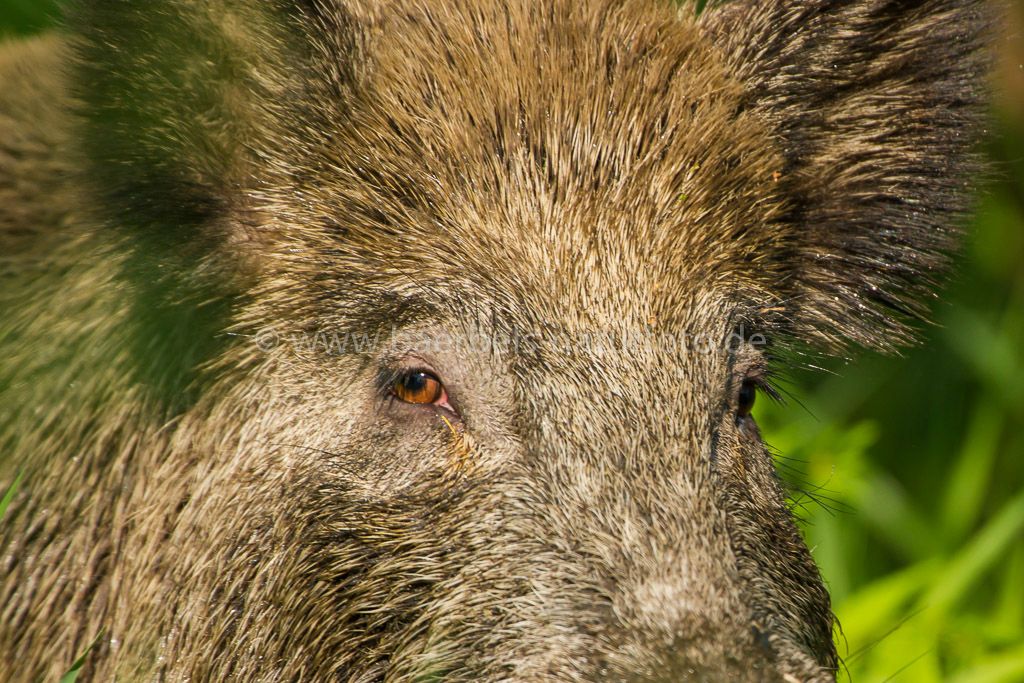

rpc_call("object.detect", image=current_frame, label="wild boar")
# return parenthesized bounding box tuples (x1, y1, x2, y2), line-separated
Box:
(0, 0, 996, 680)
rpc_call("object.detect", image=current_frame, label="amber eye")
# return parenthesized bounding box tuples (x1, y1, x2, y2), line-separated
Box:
(393, 370, 444, 405)
(737, 379, 757, 418)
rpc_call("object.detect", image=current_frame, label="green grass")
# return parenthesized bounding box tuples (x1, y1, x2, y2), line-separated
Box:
(57, 631, 104, 683)
(0, 471, 21, 521)
(757, 104, 1024, 679)
(2, 2, 1021, 681)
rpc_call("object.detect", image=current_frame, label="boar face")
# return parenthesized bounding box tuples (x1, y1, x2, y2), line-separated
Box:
(0, 0, 995, 681)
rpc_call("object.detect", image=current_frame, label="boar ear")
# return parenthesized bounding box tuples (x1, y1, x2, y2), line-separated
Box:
(68, 1, 370, 246)
(701, 0, 997, 352)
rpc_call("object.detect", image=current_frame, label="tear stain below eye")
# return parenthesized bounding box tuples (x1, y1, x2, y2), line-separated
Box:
(440, 414, 477, 477)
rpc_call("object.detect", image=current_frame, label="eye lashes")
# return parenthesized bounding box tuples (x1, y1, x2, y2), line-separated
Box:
(375, 366, 408, 401)
(754, 376, 783, 405)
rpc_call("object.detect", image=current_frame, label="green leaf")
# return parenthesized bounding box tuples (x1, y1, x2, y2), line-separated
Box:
(835, 560, 939, 661)
(0, 471, 23, 520)
(59, 631, 104, 683)
(947, 644, 1024, 683)
(941, 400, 1004, 545)
(923, 490, 1024, 614)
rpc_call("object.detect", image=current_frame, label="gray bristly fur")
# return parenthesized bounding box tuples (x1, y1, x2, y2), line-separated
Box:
(0, 1, 997, 681)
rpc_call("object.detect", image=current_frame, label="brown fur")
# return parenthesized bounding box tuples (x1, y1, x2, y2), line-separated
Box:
(0, 1, 996, 681)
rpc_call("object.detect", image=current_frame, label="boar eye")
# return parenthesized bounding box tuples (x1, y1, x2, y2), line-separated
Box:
(737, 379, 757, 418)
(393, 370, 446, 405)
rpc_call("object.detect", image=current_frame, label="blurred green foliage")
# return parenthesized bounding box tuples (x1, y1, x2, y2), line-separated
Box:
(755, 27, 1024, 683)
(0, 0, 60, 36)
(1, 2, 1021, 681)
(687, 2, 1024, 678)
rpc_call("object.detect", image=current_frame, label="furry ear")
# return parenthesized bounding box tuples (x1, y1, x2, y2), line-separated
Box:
(701, 0, 998, 352)
(67, 0, 371, 244)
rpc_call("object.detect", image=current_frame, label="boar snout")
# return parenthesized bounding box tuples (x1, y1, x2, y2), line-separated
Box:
(508, 346, 835, 681)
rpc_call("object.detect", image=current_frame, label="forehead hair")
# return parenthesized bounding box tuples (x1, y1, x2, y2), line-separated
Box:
(261, 0, 788, 328)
